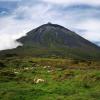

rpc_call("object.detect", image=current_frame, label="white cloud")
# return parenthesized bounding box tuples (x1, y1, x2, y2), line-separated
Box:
(0, 15, 34, 50)
(42, 0, 100, 6)
(0, 34, 22, 50)
(76, 19, 100, 42)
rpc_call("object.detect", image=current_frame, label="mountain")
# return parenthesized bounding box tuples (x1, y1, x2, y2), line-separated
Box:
(0, 23, 100, 60)
(18, 23, 98, 49)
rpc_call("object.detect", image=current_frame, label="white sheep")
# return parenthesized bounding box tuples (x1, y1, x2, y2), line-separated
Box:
(34, 78, 45, 84)
(14, 71, 19, 74)
(24, 67, 29, 70)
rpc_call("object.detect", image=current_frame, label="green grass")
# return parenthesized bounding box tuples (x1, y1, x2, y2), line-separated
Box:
(0, 57, 100, 100)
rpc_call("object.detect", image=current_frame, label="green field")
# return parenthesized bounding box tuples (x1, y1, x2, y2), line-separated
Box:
(0, 57, 100, 100)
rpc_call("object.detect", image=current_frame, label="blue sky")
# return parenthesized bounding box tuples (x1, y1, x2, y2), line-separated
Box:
(0, 0, 100, 50)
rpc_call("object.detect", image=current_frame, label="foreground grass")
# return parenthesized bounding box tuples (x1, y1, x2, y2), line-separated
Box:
(0, 57, 100, 100)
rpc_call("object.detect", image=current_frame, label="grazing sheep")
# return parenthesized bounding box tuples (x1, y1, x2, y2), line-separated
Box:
(34, 78, 45, 84)
(24, 67, 29, 70)
(14, 71, 19, 74)
(43, 66, 51, 69)
(47, 66, 51, 68)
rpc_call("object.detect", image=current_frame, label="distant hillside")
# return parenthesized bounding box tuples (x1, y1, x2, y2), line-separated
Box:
(0, 23, 100, 60)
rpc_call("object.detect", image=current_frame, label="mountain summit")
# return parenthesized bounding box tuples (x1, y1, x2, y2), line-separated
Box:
(1, 23, 100, 59)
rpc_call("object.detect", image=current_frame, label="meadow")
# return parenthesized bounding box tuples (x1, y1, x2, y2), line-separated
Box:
(0, 57, 100, 100)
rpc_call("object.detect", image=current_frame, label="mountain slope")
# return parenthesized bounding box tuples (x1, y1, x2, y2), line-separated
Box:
(0, 23, 100, 60)
(18, 23, 98, 49)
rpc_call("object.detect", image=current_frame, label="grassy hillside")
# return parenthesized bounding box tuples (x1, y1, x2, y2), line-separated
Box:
(0, 46, 100, 61)
(0, 57, 100, 100)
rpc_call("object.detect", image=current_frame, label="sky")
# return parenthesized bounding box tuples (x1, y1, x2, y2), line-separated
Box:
(0, 0, 100, 50)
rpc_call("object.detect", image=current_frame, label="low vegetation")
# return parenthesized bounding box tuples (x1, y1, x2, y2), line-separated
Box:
(0, 57, 100, 100)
